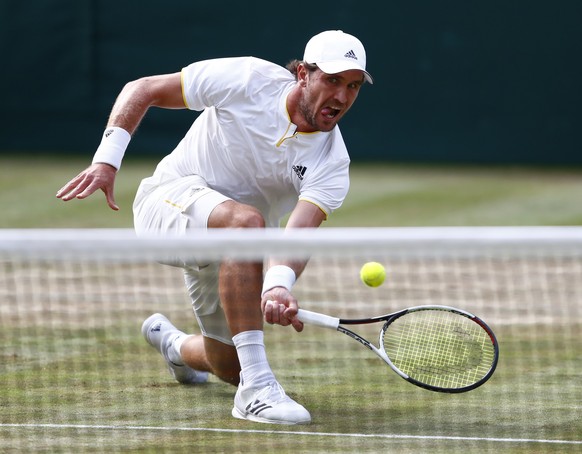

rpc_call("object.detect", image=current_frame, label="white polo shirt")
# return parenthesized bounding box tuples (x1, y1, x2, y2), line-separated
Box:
(146, 57, 350, 227)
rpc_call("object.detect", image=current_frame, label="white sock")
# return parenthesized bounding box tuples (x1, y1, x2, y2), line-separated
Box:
(167, 333, 190, 365)
(232, 330, 275, 388)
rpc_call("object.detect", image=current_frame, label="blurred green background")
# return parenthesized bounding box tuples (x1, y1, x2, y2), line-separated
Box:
(0, 1, 580, 229)
(2, 156, 581, 228)
(0, 0, 580, 165)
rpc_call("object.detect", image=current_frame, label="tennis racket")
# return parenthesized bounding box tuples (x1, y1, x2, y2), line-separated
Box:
(297, 305, 499, 393)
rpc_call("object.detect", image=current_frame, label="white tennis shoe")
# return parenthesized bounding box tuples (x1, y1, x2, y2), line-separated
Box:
(141, 313, 208, 384)
(232, 380, 311, 425)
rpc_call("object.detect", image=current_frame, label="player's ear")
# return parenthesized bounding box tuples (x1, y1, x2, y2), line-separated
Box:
(297, 63, 308, 87)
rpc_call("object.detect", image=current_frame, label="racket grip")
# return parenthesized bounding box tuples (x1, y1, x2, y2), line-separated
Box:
(297, 309, 340, 329)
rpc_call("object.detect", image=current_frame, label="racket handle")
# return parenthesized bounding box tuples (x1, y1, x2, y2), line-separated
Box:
(297, 309, 340, 329)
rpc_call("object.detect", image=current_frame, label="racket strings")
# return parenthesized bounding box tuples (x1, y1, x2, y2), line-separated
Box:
(382, 311, 496, 390)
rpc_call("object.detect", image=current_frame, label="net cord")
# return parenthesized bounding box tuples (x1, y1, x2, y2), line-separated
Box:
(2, 227, 582, 261)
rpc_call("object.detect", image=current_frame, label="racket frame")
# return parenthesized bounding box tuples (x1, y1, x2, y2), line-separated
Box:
(297, 305, 499, 393)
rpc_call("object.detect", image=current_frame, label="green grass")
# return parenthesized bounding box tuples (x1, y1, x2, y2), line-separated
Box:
(0, 156, 157, 228)
(2, 156, 582, 452)
(1, 156, 582, 227)
(3, 320, 581, 453)
(332, 164, 582, 227)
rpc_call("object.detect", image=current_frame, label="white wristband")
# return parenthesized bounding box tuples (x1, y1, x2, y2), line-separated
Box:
(92, 126, 131, 170)
(262, 265, 296, 296)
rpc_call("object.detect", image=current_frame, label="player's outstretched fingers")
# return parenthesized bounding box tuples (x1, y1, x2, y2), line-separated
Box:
(56, 173, 88, 201)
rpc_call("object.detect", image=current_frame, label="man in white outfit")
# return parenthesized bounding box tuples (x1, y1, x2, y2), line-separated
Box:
(57, 30, 373, 425)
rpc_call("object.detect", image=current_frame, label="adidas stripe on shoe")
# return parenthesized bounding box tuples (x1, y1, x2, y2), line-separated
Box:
(232, 381, 311, 425)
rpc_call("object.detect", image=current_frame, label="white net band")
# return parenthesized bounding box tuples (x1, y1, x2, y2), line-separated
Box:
(2, 227, 582, 261)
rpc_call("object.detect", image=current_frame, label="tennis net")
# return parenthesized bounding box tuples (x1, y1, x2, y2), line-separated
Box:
(1, 227, 581, 453)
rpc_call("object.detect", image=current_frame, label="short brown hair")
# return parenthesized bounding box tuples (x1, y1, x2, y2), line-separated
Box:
(285, 60, 318, 80)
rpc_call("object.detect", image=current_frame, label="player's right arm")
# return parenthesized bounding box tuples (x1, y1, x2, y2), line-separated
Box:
(262, 200, 328, 332)
(56, 72, 185, 210)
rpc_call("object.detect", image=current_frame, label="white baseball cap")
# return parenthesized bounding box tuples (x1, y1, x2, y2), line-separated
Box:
(303, 30, 373, 84)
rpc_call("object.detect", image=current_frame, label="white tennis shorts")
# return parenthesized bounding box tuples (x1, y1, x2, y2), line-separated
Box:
(133, 174, 234, 345)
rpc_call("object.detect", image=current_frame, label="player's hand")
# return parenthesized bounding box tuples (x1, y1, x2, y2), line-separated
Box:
(56, 163, 119, 211)
(261, 288, 304, 332)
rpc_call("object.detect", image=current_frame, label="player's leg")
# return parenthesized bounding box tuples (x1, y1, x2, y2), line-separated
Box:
(178, 208, 271, 388)
(135, 175, 310, 423)
(206, 200, 266, 336)
(135, 175, 237, 384)
(205, 200, 311, 424)
(141, 313, 209, 384)
(180, 335, 240, 385)
(141, 278, 240, 385)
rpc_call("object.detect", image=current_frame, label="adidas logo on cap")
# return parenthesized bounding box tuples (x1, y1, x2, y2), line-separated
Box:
(344, 50, 358, 60)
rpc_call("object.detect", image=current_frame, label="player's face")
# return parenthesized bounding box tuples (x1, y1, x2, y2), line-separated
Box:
(297, 68, 364, 132)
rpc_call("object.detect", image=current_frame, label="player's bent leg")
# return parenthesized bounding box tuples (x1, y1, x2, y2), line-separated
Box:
(207, 201, 310, 424)
(137, 181, 309, 423)
(208, 202, 266, 335)
(181, 335, 241, 386)
(207, 199, 265, 230)
(141, 313, 209, 384)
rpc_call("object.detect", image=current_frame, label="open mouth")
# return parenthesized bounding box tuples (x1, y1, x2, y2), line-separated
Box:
(321, 107, 341, 119)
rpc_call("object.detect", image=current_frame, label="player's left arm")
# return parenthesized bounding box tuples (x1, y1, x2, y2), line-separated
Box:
(56, 73, 185, 210)
(262, 200, 326, 331)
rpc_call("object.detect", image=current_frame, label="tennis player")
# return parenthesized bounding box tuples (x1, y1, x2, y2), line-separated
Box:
(57, 30, 373, 425)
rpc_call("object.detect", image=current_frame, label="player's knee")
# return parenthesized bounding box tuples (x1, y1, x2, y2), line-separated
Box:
(231, 206, 265, 229)
(209, 201, 265, 229)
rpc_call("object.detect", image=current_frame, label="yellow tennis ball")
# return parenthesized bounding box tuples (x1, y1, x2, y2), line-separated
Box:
(360, 262, 386, 287)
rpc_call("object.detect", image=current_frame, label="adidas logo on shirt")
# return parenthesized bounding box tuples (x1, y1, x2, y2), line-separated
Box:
(292, 165, 307, 180)
(344, 50, 357, 60)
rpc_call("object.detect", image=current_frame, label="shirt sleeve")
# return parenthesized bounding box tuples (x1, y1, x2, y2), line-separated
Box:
(181, 57, 252, 111)
(299, 155, 350, 218)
